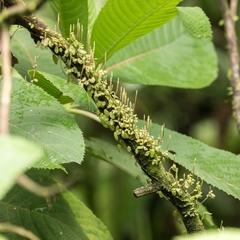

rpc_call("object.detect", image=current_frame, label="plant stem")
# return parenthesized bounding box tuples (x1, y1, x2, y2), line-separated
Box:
(4, 0, 206, 233)
(219, 0, 240, 134)
(0, 24, 11, 134)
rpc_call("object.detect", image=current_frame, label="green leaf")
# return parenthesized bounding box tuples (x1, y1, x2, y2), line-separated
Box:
(0, 169, 90, 240)
(174, 228, 240, 240)
(177, 7, 212, 39)
(0, 236, 8, 240)
(88, 0, 97, 32)
(29, 70, 97, 113)
(91, 0, 181, 64)
(106, 17, 217, 88)
(62, 188, 113, 240)
(49, 0, 88, 44)
(0, 135, 43, 200)
(139, 120, 240, 200)
(10, 29, 65, 81)
(85, 138, 149, 185)
(4, 77, 85, 170)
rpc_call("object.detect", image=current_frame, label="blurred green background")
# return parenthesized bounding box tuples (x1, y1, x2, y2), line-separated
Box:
(47, 0, 240, 239)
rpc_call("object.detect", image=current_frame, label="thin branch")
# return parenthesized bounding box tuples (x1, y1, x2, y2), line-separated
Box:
(230, 0, 238, 18)
(219, 0, 240, 133)
(0, 25, 11, 134)
(66, 108, 101, 122)
(0, 0, 47, 24)
(17, 173, 80, 197)
(0, 223, 40, 240)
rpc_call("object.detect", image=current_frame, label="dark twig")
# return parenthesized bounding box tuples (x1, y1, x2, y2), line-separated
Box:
(219, 0, 240, 134)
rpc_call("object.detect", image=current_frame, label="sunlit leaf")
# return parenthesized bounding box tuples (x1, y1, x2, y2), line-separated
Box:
(177, 7, 212, 39)
(106, 17, 217, 88)
(0, 135, 43, 199)
(91, 0, 181, 64)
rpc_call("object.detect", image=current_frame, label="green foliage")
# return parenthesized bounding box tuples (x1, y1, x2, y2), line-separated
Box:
(10, 29, 65, 80)
(91, 0, 182, 63)
(49, 0, 89, 45)
(2, 0, 239, 239)
(177, 7, 212, 39)
(29, 70, 97, 112)
(0, 236, 8, 240)
(85, 138, 149, 185)
(138, 121, 240, 200)
(0, 169, 113, 240)
(106, 16, 217, 88)
(0, 135, 43, 199)
(6, 76, 85, 170)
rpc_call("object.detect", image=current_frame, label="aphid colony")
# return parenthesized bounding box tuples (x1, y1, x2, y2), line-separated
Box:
(41, 32, 168, 171)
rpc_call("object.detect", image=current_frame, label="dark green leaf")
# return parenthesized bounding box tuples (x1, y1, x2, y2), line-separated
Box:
(10, 29, 65, 81)
(29, 70, 97, 113)
(62, 187, 113, 240)
(0, 169, 89, 240)
(138, 120, 240, 200)
(3, 77, 85, 170)
(85, 138, 149, 185)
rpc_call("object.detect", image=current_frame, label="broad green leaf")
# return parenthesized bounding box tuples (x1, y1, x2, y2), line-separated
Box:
(138, 121, 240, 200)
(62, 189, 113, 240)
(85, 138, 149, 185)
(0, 135, 43, 200)
(91, 0, 182, 64)
(29, 70, 97, 113)
(10, 29, 66, 81)
(177, 7, 212, 39)
(88, 0, 97, 32)
(174, 228, 240, 240)
(106, 17, 217, 88)
(0, 236, 8, 240)
(4, 77, 85, 170)
(0, 169, 89, 240)
(49, 0, 88, 45)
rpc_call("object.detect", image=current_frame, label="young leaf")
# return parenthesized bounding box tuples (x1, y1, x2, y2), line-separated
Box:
(177, 7, 212, 39)
(138, 120, 240, 200)
(49, 0, 89, 44)
(0, 135, 43, 200)
(4, 77, 85, 170)
(91, 0, 182, 64)
(0, 169, 90, 240)
(106, 16, 217, 88)
(85, 138, 149, 185)
(29, 70, 97, 113)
